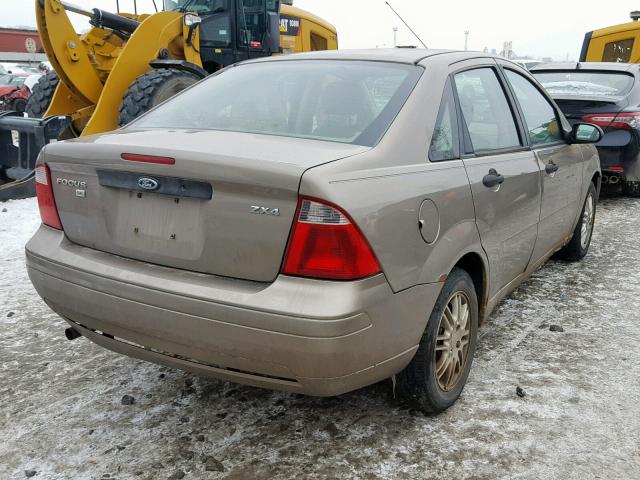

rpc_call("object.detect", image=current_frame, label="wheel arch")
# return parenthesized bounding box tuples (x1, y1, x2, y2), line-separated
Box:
(149, 59, 208, 79)
(591, 170, 602, 198)
(452, 251, 489, 324)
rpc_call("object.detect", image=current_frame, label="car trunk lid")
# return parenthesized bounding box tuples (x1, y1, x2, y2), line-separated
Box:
(44, 129, 369, 282)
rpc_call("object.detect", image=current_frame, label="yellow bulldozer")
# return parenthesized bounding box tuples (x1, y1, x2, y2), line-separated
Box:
(0, 0, 337, 200)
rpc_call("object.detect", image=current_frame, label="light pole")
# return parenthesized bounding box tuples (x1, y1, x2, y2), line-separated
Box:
(393, 27, 398, 47)
(464, 30, 470, 51)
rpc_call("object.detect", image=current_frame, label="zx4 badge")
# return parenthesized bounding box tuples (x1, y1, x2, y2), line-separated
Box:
(251, 205, 281, 216)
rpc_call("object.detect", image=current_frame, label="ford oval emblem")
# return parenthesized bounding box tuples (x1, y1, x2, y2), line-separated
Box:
(137, 177, 159, 191)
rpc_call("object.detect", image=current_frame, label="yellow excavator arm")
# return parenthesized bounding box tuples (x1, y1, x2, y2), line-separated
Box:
(36, 0, 201, 135)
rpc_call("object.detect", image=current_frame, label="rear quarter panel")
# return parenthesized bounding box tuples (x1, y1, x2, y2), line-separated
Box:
(299, 61, 487, 294)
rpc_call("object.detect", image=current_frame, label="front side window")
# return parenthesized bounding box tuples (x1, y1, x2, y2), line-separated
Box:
(132, 60, 422, 147)
(454, 68, 521, 152)
(505, 70, 562, 146)
(603, 38, 634, 62)
(429, 79, 459, 161)
(199, 13, 232, 46)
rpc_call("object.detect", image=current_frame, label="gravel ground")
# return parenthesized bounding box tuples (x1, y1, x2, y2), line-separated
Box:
(1, 195, 639, 480)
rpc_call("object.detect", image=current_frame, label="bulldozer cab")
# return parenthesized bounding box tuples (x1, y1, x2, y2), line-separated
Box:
(581, 12, 640, 63)
(161, 0, 281, 70)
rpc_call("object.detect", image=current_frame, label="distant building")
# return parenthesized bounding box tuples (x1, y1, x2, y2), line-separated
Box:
(0, 27, 47, 63)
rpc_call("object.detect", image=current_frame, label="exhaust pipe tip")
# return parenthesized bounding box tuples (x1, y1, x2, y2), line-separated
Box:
(65, 327, 82, 341)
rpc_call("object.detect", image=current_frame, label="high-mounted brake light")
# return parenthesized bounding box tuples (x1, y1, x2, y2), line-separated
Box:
(34, 164, 63, 230)
(282, 197, 381, 281)
(582, 112, 640, 130)
(121, 153, 176, 165)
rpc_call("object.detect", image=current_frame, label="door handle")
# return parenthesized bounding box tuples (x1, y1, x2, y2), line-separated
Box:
(482, 168, 505, 188)
(545, 162, 559, 174)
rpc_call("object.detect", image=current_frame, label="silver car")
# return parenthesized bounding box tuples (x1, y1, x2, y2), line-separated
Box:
(26, 49, 602, 413)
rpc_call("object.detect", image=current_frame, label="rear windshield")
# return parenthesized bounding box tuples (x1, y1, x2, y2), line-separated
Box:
(131, 60, 423, 146)
(533, 71, 635, 97)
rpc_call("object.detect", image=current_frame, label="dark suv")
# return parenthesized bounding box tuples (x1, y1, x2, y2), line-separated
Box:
(532, 62, 640, 195)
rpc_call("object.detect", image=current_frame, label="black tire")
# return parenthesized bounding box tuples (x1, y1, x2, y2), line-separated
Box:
(118, 69, 200, 126)
(12, 98, 27, 113)
(26, 70, 59, 118)
(397, 268, 478, 414)
(558, 182, 597, 261)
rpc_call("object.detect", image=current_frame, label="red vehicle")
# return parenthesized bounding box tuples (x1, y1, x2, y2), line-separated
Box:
(0, 74, 29, 112)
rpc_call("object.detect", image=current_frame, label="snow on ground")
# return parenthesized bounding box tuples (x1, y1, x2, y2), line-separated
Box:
(1, 195, 639, 480)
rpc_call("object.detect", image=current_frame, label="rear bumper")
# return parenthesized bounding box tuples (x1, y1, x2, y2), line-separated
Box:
(26, 226, 441, 396)
(597, 144, 640, 182)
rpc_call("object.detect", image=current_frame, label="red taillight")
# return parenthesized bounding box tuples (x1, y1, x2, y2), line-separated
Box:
(582, 112, 640, 130)
(609, 165, 625, 171)
(282, 197, 381, 281)
(34, 164, 63, 230)
(121, 153, 175, 165)
(249, 41, 262, 48)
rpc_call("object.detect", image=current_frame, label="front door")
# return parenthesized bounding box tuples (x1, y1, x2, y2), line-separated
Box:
(452, 64, 542, 298)
(500, 66, 584, 262)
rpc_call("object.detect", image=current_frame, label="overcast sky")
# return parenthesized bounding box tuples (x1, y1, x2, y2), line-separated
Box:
(2, 0, 639, 60)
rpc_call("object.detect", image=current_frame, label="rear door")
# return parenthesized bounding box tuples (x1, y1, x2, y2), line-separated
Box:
(452, 61, 542, 297)
(501, 65, 584, 262)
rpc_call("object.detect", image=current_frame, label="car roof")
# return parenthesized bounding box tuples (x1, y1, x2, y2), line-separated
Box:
(530, 62, 639, 73)
(242, 48, 503, 66)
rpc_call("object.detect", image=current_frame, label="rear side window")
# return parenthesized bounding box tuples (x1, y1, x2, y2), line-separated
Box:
(505, 70, 562, 146)
(454, 68, 521, 152)
(603, 38, 634, 63)
(132, 60, 423, 147)
(310, 32, 328, 51)
(429, 79, 459, 161)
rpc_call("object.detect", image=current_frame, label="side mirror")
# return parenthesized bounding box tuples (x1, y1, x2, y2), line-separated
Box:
(569, 122, 603, 144)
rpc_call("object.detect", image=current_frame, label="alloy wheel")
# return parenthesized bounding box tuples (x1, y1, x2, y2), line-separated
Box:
(580, 193, 594, 250)
(434, 291, 471, 392)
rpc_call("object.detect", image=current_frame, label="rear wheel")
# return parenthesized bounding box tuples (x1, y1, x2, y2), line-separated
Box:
(26, 70, 59, 118)
(558, 182, 597, 261)
(118, 69, 200, 126)
(397, 268, 478, 414)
